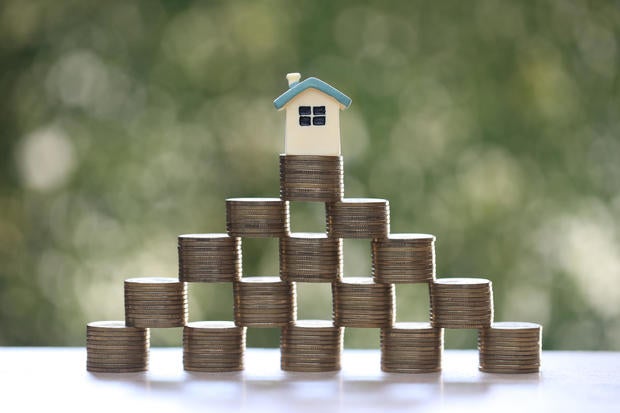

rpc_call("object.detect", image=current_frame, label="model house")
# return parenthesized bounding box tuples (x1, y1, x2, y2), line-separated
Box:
(273, 73, 351, 156)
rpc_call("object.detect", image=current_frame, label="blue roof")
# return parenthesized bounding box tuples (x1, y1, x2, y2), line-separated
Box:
(273, 77, 352, 110)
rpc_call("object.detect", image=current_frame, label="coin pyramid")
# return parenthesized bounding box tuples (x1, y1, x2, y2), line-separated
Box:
(87, 74, 542, 374)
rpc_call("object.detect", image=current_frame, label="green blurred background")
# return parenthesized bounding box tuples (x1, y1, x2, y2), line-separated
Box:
(1, 0, 619, 350)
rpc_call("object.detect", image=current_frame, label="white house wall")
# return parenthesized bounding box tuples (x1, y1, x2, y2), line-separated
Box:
(284, 89, 341, 156)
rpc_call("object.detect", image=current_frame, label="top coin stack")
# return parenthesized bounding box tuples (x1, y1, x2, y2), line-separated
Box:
(178, 234, 241, 282)
(280, 155, 343, 202)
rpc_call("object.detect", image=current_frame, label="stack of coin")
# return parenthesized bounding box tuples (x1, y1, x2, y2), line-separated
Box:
(478, 322, 542, 374)
(279, 154, 343, 202)
(233, 277, 296, 327)
(86, 321, 149, 373)
(226, 198, 289, 237)
(381, 322, 443, 373)
(372, 233, 436, 283)
(280, 233, 342, 282)
(326, 198, 390, 238)
(430, 278, 493, 329)
(178, 234, 241, 282)
(280, 320, 343, 372)
(183, 321, 246, 372)
(333, 277, 394, 327)
(125, 277, 188, 328)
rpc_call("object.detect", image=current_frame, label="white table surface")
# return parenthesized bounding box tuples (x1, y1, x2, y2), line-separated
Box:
(1, 348, 618, 412)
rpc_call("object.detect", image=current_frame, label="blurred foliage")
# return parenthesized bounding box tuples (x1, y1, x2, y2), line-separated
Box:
(1, 0, 620, 350)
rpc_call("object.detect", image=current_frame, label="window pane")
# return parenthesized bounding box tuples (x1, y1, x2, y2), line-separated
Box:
(299, 106, 311, 115)
(313, 116, 326, 126)
(313, 106, 326, 115)
(299, 116, 311, 126)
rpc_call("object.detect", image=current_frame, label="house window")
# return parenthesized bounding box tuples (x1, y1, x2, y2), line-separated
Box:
(299, 106, 326, 126)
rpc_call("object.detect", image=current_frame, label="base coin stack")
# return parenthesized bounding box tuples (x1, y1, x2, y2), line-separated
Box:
(183, 321, 246, 372)
(226, 198, 289, 237)
(280, 155, 343, 202)
(431, 278, 493, 329)
(381, 322, 443, 373)
(478, 322, 542, 374)
(86, 321, 149, 373)
(178, 234, 241, 282)
(281, 320, 343, 372)
(326, 198, 390, 238)
(125, 277, 188, 328)
(372, 234, 436, 283)
(280, 233, 342, 282)
(333, 277, 394, 327)
(233, 277, 296, 327)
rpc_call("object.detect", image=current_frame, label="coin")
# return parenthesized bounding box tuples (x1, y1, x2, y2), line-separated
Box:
(333, 278, 394, 327)
(182, 320, 246, 372)
(87, 366, 148, 373)
(86, 320, 149, 373)
(433, 278, 491, 287)
(334, 291, 392, 319)
(478, 321, 542, 373)
(123, 276, 188, 328)
(430, 278, 493, 329)
(280, 234, 342, 282)
(280, 155, 344, 202)
(280, 319, 342, 372)
(372, 234, 436, 283)
(380, 321, 443, 373)
(233, 277, 296, 327)
(226, 198, 289, 237)
(326, 199, 390, 239)
(178, 234, 241, 282)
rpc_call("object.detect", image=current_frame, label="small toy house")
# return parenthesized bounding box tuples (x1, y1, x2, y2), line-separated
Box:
(274, 73, 351, 156)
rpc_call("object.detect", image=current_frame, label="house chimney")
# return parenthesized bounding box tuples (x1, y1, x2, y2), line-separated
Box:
(286, 73, 301, 87)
